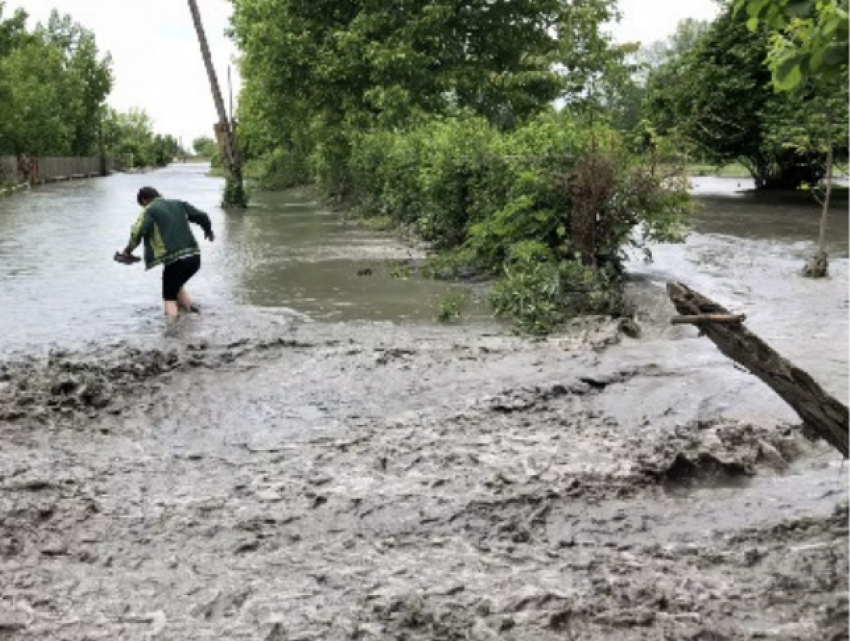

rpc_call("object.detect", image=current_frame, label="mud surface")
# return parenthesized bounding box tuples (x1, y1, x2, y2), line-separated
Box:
(1, 167, 847, 639)
(1, 317, 846, 640)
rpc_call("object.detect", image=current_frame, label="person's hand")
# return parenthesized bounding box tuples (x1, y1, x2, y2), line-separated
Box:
(205, 230, 215, 242)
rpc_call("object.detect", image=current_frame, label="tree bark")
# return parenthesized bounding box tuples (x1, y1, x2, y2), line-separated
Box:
(667, 281, 848, 457)
(187, 0, 245, 206)
(802, 118, 833, 278)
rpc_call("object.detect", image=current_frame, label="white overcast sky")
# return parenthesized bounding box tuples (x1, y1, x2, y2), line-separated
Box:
(10, 0, 722, 146)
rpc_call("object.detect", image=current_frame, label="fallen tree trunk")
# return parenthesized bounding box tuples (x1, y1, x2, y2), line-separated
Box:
(667, 281, 848, 458)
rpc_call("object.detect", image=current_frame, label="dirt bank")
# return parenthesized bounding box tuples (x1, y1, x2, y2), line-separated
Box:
(0, 318, 846, 640)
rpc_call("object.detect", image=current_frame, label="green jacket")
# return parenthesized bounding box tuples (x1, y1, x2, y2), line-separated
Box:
(126, 198, 212, 269)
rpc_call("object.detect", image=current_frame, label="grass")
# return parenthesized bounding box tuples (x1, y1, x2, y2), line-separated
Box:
(434, 290, 468, 323)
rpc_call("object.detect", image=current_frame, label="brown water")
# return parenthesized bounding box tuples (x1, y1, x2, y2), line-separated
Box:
(629, 176, 848, 401)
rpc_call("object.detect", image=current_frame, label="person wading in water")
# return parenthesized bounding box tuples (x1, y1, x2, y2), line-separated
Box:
(116, 186, 215, 320)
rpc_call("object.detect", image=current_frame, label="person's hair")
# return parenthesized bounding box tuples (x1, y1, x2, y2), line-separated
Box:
(137, 186, 161, 205)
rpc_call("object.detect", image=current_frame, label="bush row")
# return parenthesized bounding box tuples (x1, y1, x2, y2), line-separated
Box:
(340, 111, 691, 332)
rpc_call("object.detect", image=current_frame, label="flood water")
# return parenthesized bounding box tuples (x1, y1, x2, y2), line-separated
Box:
(0, 167, 847, 399)
(0, 164, 480, 353)
(632, 176, 848, 401)
(1, 168, 847, 641)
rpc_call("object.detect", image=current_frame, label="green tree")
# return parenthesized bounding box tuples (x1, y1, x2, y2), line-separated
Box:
(0, 2, 27, 56)
(0, 37, 68, 154)
(0, 7, 112, 156)
(102, 108, 159, 168)
(230, 0, 607, 192)
(643, 4, 846, 190)
(0, 1, 29, 151)
(36, 12, 113, 156)
(736, 0, 850, 277)
(152, 134, 180, 166)
(192, 136, 218, 158)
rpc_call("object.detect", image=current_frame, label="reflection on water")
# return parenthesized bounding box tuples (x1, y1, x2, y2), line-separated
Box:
(221, 190, 484, 320)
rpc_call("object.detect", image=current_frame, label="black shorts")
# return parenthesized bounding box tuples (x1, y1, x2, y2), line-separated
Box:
(162, 255, 201, 301)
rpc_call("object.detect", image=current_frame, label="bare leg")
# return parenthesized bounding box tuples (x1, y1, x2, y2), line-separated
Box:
(176, 287, 194, 312)
(163, 300, 179, 320)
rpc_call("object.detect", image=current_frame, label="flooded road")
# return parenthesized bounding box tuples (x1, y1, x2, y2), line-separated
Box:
(0, 167, 846, 640)
(0, 164, 481, 354)
(0, 168, 846, 368)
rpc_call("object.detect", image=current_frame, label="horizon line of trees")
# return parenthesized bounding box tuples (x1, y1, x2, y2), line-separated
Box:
(0, 2, 184, 169)
(231, 0, 847, 196)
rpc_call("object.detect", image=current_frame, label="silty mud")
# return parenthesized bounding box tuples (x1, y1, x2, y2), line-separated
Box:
(0, 318, 845, 640)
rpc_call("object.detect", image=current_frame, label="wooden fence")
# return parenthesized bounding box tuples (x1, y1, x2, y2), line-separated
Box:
(0, 155, 115, 187)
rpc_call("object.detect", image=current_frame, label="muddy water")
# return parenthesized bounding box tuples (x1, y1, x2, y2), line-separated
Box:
(629, 176, 848, 401)
(0, 168, 847, 640)
(0, 164, 482, 354)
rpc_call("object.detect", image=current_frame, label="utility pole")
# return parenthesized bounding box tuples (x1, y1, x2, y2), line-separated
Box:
(187, 0, 246, 207)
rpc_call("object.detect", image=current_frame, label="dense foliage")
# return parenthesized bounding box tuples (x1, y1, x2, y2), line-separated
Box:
(349, 113, 689, 331)
(735, 0, 848, 91)
(0, 4, 180, 168)
(228, 0, 692, 332)
(192, 136, 218, 159)
(231, 0, 634, 188)
(0, 5, 111, 156)
(101, 108, 182, 169)
(641, 4, 848, 189)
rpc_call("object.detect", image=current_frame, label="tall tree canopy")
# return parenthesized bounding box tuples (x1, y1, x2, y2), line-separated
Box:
(233, 0, 566, 128)
(0, 4, 178, 168)
(230, 0, 629, 189)
(643, 3, 848, 189)
(0, 6, 113, 156)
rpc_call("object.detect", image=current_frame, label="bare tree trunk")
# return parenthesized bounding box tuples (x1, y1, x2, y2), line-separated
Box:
(187, 0, 245, 207)
(802, 118, 833, 278)
(666, 281, 848, 457)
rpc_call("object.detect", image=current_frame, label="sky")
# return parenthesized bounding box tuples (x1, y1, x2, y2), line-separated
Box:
(10, 0, 722, 147)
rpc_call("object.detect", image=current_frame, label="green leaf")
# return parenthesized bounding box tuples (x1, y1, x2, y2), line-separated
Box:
(786, 0, 815, 18)
(745, 0, 770, 19)
(774, 60, 803, 91)
(822, 43, 849, 67)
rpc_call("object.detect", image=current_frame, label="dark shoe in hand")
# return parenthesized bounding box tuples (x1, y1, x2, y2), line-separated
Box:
(114, 251, 141, 264)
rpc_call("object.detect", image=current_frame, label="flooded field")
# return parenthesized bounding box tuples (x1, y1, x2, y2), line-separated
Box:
(0, 167, 846, 640)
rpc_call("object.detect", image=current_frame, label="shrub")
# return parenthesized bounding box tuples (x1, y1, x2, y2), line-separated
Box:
(344, 111, 691, 333)
(489, 241, 625, 335)
(434, 290, 468, 324)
